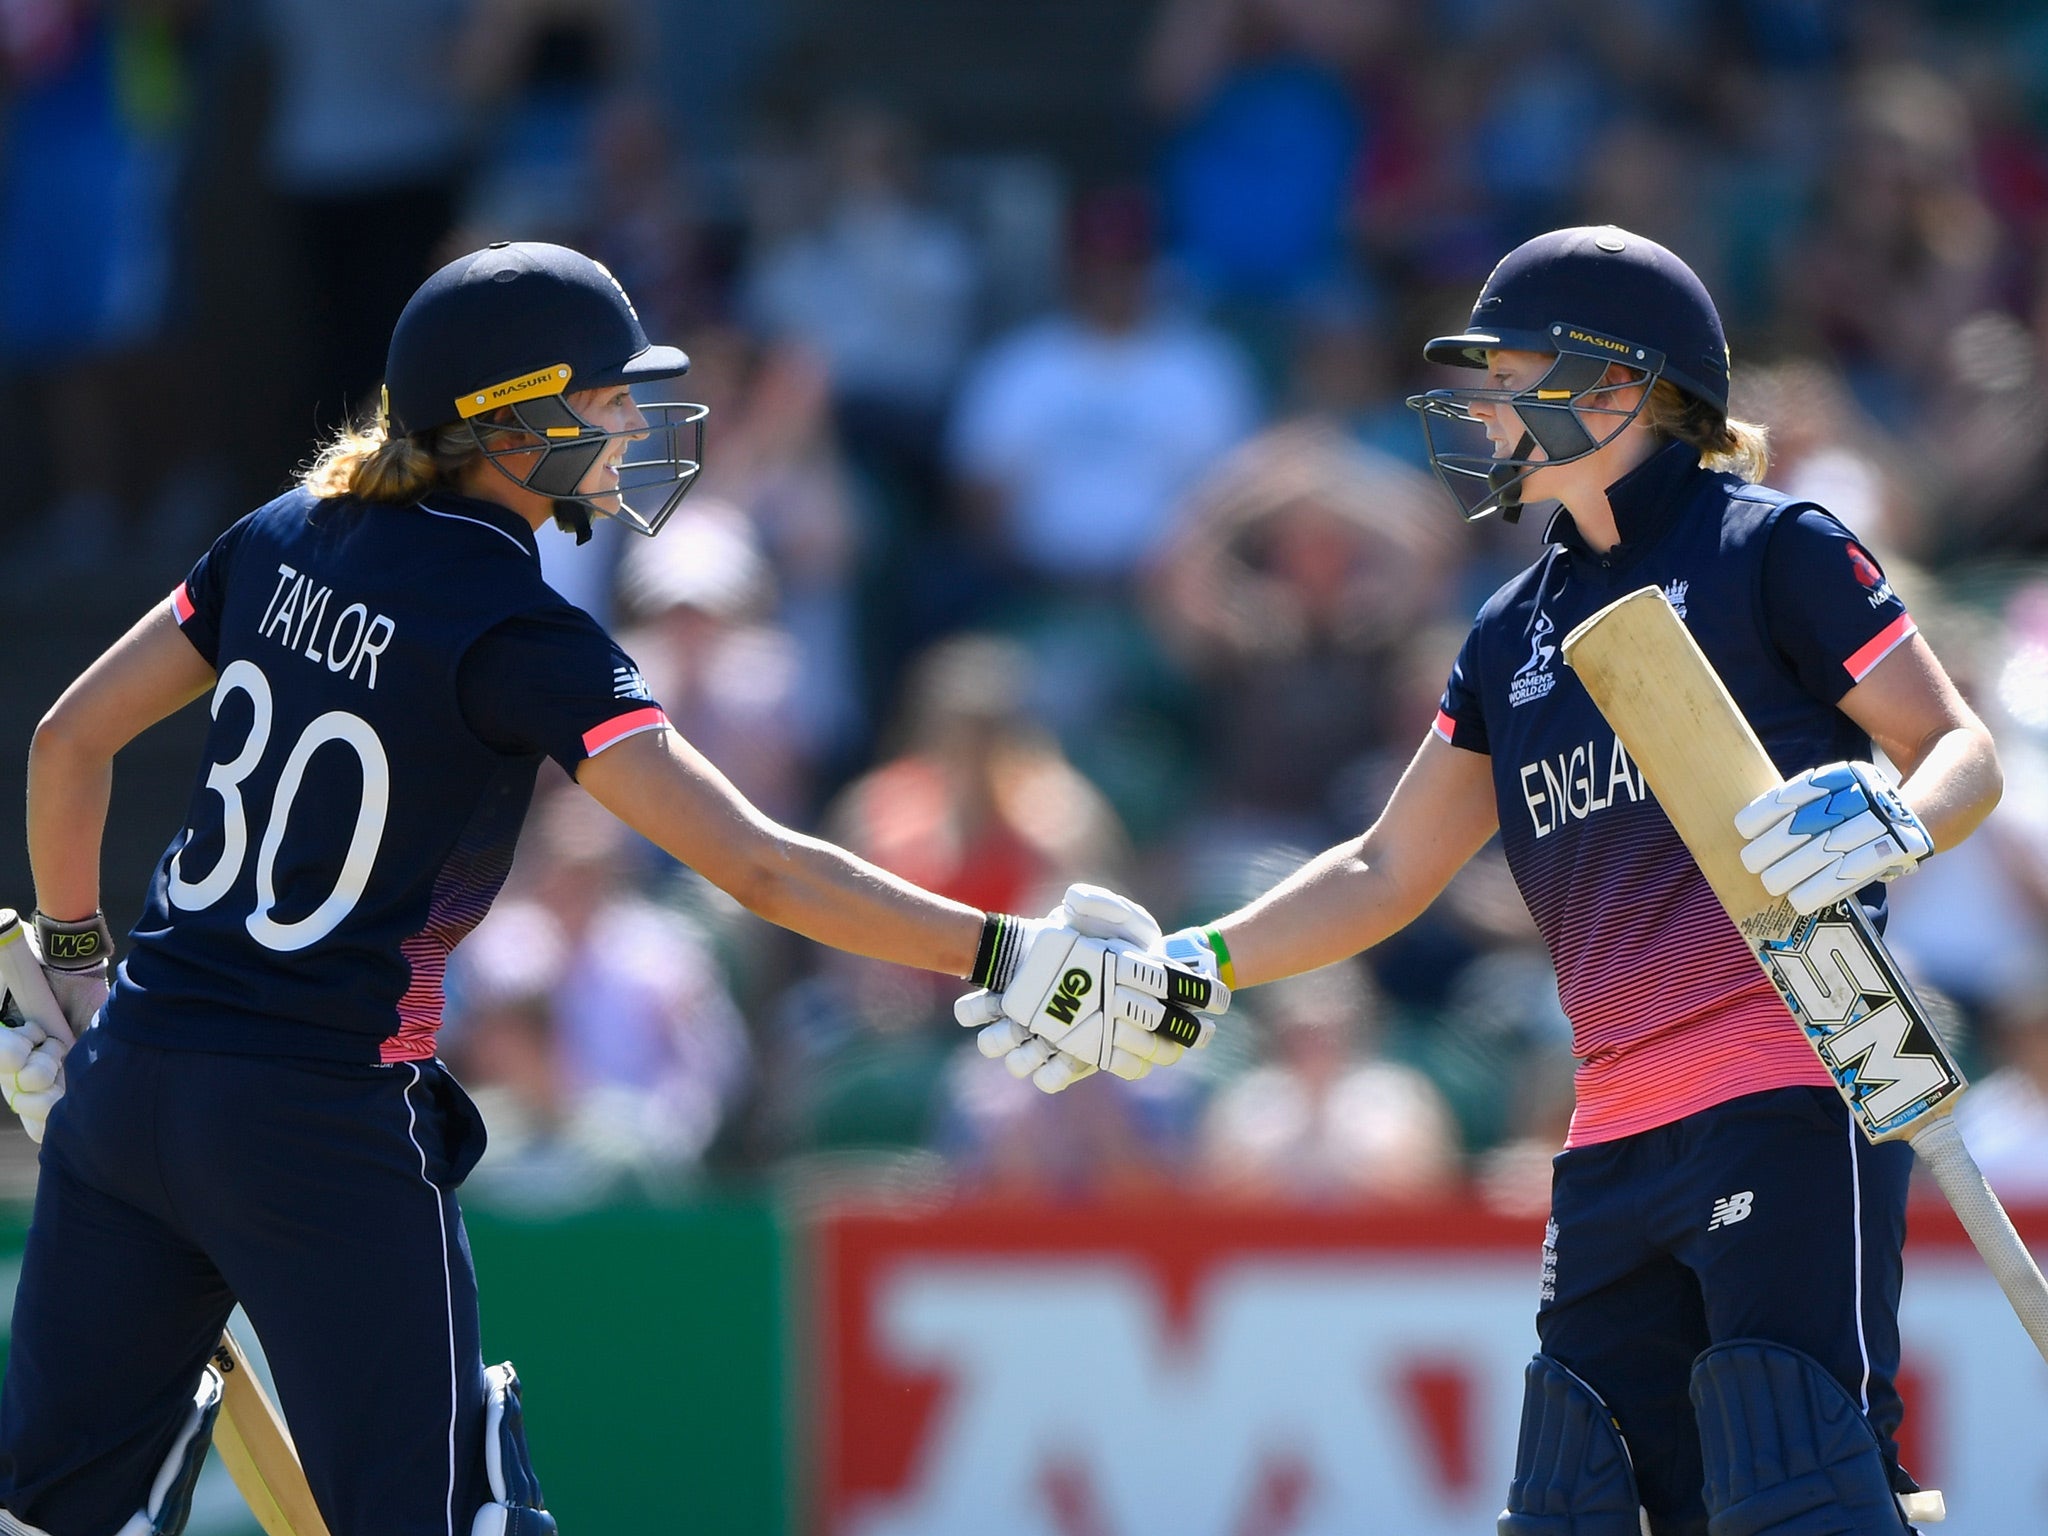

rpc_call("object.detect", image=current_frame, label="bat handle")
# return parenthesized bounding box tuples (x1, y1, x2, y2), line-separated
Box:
(1910, 1115, 2048, 1366)
(0, 909, 73, 1048)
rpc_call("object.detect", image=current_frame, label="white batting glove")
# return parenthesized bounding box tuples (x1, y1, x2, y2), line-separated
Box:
(1157, 926, 1235, 1050)
(957, 884, 1166, 1090)
(957, 885, 1228, 1092)
(1735, 762, 1933, 916)
(0, 1011, 65, 1143)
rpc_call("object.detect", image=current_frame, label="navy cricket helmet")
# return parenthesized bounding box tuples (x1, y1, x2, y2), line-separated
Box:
(384, 241, 706, 540)
(1406, 226, 1730, 522)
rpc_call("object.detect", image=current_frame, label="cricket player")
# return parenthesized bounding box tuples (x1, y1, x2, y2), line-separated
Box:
(973, 227, 1999, 1534)
(0, 241, 1219, 1536)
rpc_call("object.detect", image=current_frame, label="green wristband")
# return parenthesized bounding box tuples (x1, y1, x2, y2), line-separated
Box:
(1203, 927, 1237, 989)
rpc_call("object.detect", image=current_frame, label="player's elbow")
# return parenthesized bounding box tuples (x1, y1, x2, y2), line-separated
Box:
(31, 697, 116, 773)
(703, 831, 806, 925)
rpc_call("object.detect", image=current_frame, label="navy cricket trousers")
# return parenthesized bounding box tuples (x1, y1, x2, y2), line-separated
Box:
(1537, 1084, 1916, 1533)
(0, 1029, 496, 1536)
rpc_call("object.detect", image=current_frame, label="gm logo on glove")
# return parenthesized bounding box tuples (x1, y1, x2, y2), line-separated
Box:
(1043, 966, 1094, 1025)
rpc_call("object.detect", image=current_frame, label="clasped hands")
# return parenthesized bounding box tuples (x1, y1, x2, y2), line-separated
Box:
(957, 884, 1231, 1094)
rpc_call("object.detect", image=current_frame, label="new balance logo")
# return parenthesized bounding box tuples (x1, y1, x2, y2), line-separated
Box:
(1708, 1191, 1754, 1230)
(612, 663, 652, 700)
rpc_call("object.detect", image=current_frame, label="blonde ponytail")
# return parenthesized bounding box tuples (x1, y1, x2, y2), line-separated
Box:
(300, 407, 479, 503)
(1641, 378, 1770, 483)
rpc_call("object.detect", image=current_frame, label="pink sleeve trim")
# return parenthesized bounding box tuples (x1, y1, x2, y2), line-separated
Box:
(582, 706, 668, 758)
(1432, 708, 1457, 743)
(170, 584, 196, 624)
(1844, 613, 1916, 683)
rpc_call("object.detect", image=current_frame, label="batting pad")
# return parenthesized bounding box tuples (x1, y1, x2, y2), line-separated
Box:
(1496, 1353, 1646, 1536)
(1690, 1340, 1904, 1535)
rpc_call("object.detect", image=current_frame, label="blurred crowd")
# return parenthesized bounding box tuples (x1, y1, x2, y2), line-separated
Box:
(7, 0, 2048, 1209)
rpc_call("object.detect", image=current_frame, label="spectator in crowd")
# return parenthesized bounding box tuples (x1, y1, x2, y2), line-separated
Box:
(616, 497, 818, 825)
(1150, 421, 1458, 843)
(1281, 305, 1431, 467)
(1912, 298, 2048, 561)
(1953, 987, 2048, 1202)
(947, 184, 1260, 600)
(454, 0, 636, 243)
(677, 326, 868, 770)
(446, 787, 751, 1192)
(824, 633, 1131, 913)
(1141, 0, 1379, 381)
(0, 0, 207, 569)
(257, 0, 471, 421)
(1885, 583, 2048, 1027)
(1733, 357, 1918, 555)
(934, 1039, 1200, 1198)
(1202, 959, 1460, 1203)
(754, 633, 1133, 1157)
(576, 93, 719, 346)
(743, 99, 979, 509)
(1780, 63, 2002, 427)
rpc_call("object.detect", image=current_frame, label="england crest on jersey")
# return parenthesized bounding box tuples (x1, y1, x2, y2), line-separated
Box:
(1509, 610, 1557, 707)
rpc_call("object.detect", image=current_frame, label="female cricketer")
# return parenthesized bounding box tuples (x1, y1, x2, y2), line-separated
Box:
(1152, 227, 2000, 1535)
(0, 241, 1213, 1536)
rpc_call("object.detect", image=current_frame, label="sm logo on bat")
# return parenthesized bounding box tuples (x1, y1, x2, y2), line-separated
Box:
(1758, 904, 1964, 1140)
(1043, 967, 1094, 1026)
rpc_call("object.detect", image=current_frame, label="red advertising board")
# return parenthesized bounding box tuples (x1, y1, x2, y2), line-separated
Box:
(816, 1199, 2048, 1536)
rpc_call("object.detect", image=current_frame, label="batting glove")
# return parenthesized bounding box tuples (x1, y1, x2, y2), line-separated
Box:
(1735, 762, 1933, 916)
(31, 911, 112, 1042)
(0, 1011, 66, 1143)
(957, 885, 1229, 1092)
(0, 912, 108, 1143)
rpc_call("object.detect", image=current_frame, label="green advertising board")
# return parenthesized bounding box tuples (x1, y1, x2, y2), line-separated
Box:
(0, 1198, 788, 1536)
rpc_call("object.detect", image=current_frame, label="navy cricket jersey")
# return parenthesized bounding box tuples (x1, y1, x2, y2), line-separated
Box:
(104, 489, 670, 1063)
(1434, 442, 1918, 1145)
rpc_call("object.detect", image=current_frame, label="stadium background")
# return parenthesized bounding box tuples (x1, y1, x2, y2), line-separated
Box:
(2, 0, 2048, 1529)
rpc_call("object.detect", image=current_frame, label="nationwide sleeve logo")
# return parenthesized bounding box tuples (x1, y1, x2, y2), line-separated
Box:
(1845, 542, 1896, 607)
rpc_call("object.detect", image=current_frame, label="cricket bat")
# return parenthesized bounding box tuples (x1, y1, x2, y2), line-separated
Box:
(211, 1329, 333, 1536)
(0, 910, 333, 1536)
(1561, 589, 2048, 1365)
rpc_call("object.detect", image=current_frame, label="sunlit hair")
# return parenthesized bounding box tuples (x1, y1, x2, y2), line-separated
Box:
(300, 407, 480, 502)
(1641, 378, 1770, 483)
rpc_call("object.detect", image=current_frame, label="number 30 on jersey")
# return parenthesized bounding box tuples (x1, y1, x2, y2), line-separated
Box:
(167, 659, 390, 953)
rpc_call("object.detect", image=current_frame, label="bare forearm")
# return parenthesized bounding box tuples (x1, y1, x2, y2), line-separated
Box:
(25, 602, 214, 920)
(580, 729, 986, 977)
(27, 726, 113, 921)
(1206, 735, 1502, 988)
(1212, 837, 1429, 987)
(725, 826, 985, 977)
(1899, 721, 2002, 854)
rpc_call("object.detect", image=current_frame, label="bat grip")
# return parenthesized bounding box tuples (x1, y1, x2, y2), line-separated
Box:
(1911, 1115, 2048, 1366)
(0, 909, 74, 1047)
